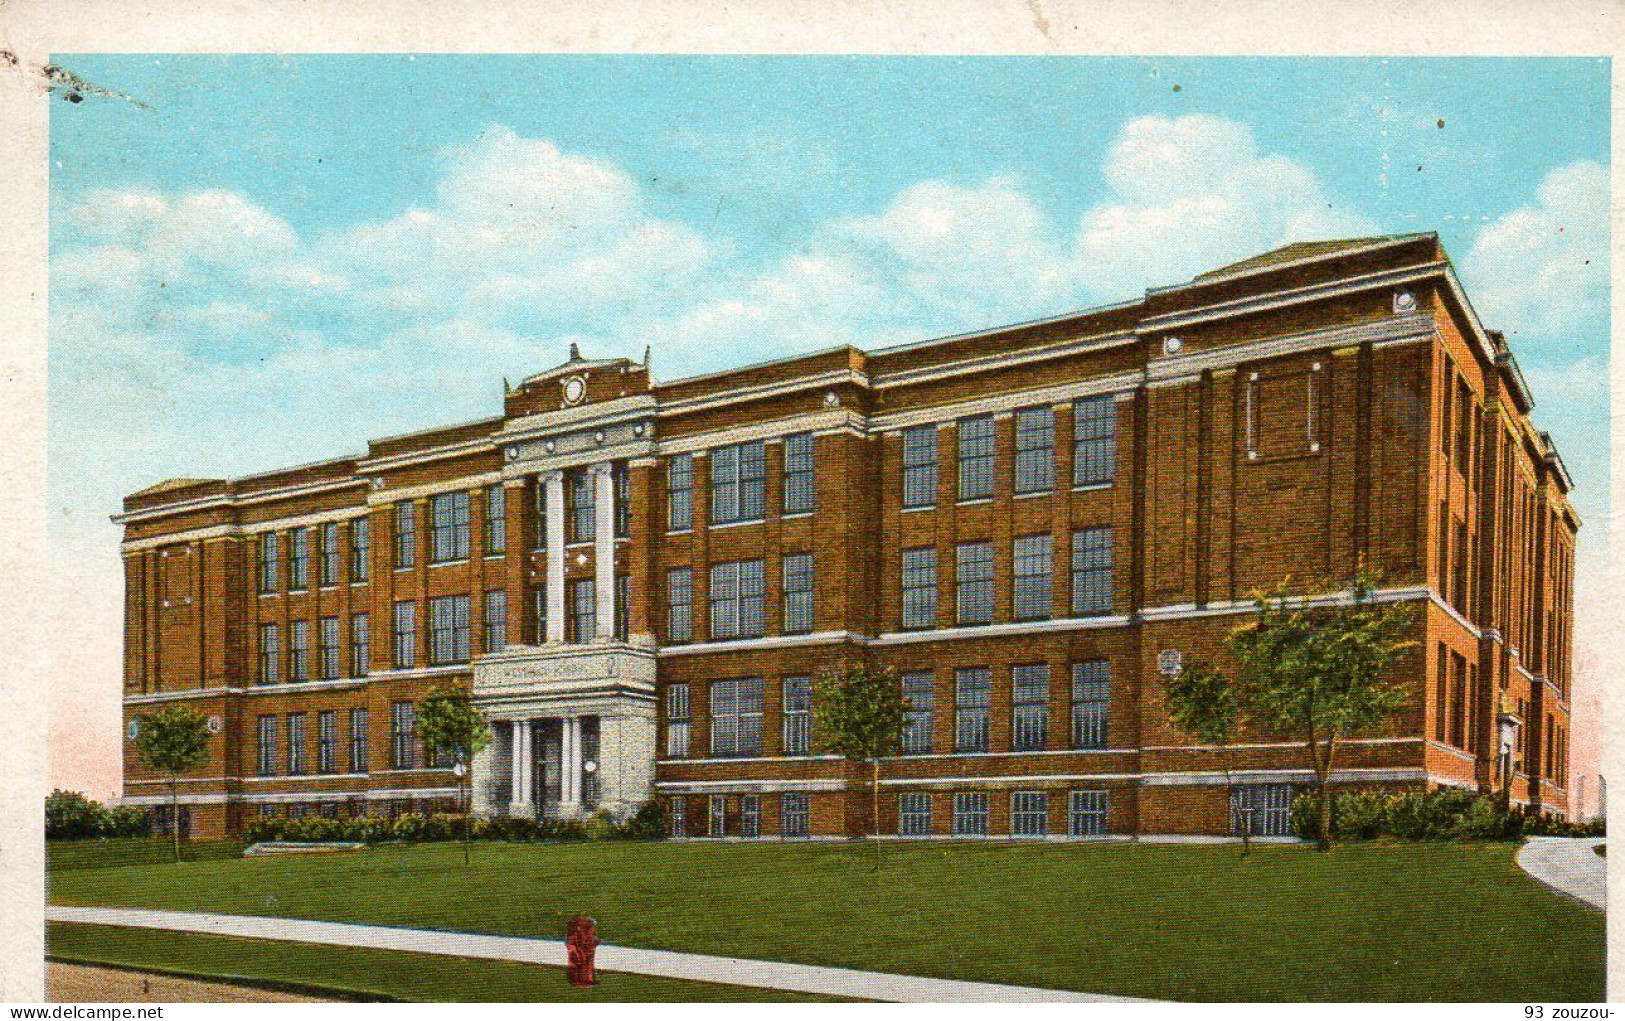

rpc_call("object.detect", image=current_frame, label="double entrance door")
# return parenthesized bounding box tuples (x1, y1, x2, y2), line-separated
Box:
(518, 717, 601, 817)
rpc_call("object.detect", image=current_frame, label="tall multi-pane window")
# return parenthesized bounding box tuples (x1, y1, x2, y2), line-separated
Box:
(955, 667, 991, 753)
(484, 590, 507, 654)
(256, 715, 278, 776)
(1073, 396, 1117, 487)
(667, 454, 694, 531)
(1013, 534, 1054, 620)
(1068, 790, 1108, 836)
(320, 522, 340, 586)
(783, 433, 816, 514)
(485, 485, 506, 555)
(318, 616, 340, 679)
(901, 426, 939, 508)
(666, 568, 693, 643)
(709, 559, 765, 639)
(349, 517, 370, 583)
(710, 677, 764, 757)
(568, 579, 596, 643)
(570, 469, 595, 543)
(430, 492, 471, 562)
(668, 796, 686, 837)
(1013, 408, 1055, 494)
(1071, 660, 1111, 749)
(1011, 791, 1049, 836)
(349, 708, 369, 773)
(350, 613, 369, 677)
(392, 601, 416, 669)
(956, 542, 995, 625)
(289, 621, 309, 682)
(665, 683, 691, 758)
(615, 575, 630, 642)
(394, 503, 416, 568)
(287, 713, 308, 775)
(740, 794, 761, 838)
(781, 793, 810, 837)
(782, 676, 812, 756)
(533, 583, 547, 643)
(317, 710, 338, 774)
(258, 533, 280, 593)
(1012, 664, 1051, 751)
(901, 671, 934, 754)
(783, 554, 814, 634)
(390, 701, 415, 770)
(289, 527, 310, 590)
(957, 416, 996, 501)
(710, 795, 728, 836)
(259, 623, 281, 684)
(901, 548, 938, 630)
(614, 463, 631, 537)
(899, 793, 933, 836)
(952, 792, 989, 835)
(711, 441, 767, 524)
(1071, 527, 1114, 616)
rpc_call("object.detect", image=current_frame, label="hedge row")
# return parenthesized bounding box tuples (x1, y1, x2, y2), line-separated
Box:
(1290, 788, 1605, 842)
(46, 790, 153, 840)
(244, 801, 665, 845)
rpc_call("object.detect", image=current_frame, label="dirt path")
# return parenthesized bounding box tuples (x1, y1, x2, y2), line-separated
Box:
(48, 962, 335, 1003)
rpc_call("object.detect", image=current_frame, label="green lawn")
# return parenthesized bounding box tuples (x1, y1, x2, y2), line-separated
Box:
(48, 838, 1604, 1002)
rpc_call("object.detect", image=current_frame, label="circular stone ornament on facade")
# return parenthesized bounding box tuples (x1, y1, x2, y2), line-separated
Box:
(584, 760, 598, 774)
(207, 715, 223, 733)
(1393, 288, 1418, 314)
(127, 720, 140, 740)
(563, 375, 588, 406)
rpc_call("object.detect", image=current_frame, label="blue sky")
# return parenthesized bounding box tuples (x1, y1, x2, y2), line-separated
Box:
(44, 55, 1610, 792)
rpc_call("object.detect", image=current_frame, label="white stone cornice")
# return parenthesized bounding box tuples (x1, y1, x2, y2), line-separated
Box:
(366, 472, 502, 506)
(1144, 312, 1435, 385)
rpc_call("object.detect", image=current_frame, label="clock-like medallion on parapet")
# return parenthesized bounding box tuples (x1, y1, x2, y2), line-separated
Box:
(563, 375, 588, 406)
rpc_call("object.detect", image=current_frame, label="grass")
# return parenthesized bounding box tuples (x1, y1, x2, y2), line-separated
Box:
(47, 838, 248, 871)
(48, 923, 837, 1002)
(49, 838, 1604, 1002)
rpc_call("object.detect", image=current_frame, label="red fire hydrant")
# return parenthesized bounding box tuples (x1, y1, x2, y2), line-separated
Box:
(566, 915, 599, 988)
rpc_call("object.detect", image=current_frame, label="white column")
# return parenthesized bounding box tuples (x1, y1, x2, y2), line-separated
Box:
(544, 471, 566, 643)
(563, 716, 582, 808)
(510, 719, 532, 816)
(592, 462, 616, 641)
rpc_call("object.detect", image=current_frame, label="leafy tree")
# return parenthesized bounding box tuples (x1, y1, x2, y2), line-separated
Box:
(1162, 658, 1250, 855)
(812, 660, 908, 869)
(416, 685, 492, 864)
(132, 706, 212, 862)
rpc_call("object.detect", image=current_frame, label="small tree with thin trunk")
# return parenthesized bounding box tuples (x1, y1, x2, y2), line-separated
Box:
(812, 661, 908, 870)
(132, 706, 211, 863)
(416, 685, 492, 865)
(1162, 657, 1250, 855)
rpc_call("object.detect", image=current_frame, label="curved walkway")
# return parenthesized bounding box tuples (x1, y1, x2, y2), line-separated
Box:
(1516, 837, 1605, 911)
(48, 905, 1142, 1003)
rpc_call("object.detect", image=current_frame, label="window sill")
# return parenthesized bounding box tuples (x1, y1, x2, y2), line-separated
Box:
(1013, 490, 1053, 500)
(709, 518, 767, 531)
(1071, 482, 1113, 493)
(901, 504, 936, 513)
(781, 511, 814, 520)
(665, 529, 694, 537)
(429, 558, 470, 568)
(956, 498, 993, 507)
(394, 566, 415, 573)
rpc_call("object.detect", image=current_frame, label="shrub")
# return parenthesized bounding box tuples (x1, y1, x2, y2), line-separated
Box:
(100, 805, 154, 839)
(1289, 787, 1597, 843)
(616, 799, 665, 841)
(46, 791, 106, 840)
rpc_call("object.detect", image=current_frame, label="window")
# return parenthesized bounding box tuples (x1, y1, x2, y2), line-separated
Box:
(258, 534, 280, 593)
(287, 713, 307, 775)
(783, 433, 816, 513)
(709, 560, 765, 639)
(485, 485, 506, 554)
(258, 623, 280, 684)
(394, 503, 416, 568)
(615, 575, 629, 642)
(783, 676, 812, 756)
(1231, 784, 1293, 837)
(957, 416, 996, 501)
(1434, 643, 1448, 742)
(256, 715, 278, 776)
(901, 548, 938, 630)
(1013, 534, 1054, 620)
(392, 601, 416, 668)
(320, 522, 340, 586)
(740, 794, 762, 837)
(668, 796, 686, 837)
(781, 793, 810, 837)
(665, 684, 691, 758)
(955, 667, 991, 753)
(349, 518, 370, 582)
(1014, 408, 1054, 494)
(901, 671, 934, 754)
(1449, 651, 1467, 748)
(1012, 791, 1048, 836)
(289, 621, 309, 682)
(952, 792, 989, 836)
(533, 583, 548, 644)
(1068, 790, 1108, 836)
(317, 710, 337, 774)
(319, 617, 340, 679)
(533, 479, 548, 550)
(289, 527, 310, 590)
(899, 793, 933, 836)
(1455, 378, 1472, 475)
(484, 590, 507, 654)
(902, 426, 939, 508)
(1071, 660, 1111, 749)
(709, 794, 727, 837)
(1073, 396, 1117, 487)
(1012, 664, 1050, 751)
(614, 463, 630, 537)
(568, 578, 595, 643)
(349, 708, 369, 773)
(711, 441, 766, 524)
(710, 678, 764, 757)
(955, 542, 994, 625)
(390, 701, 415, 770)
(1071, 527, 1114, 616)
(429, 492, 470, 563)
(350, 613, 369, 677)
(666, 568, 692, 643)
(783, 554, 814, 634)
(570, 469, 595, 543)
(667, 454, 693, 531)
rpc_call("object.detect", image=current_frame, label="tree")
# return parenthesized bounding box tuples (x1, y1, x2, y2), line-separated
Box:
(1162, 658, 1250, 855)
(416, 685, 492, 864)
(132, 706, 212, 863)
(1226, 567, 1417, 851)
(812, 661, 908, 869)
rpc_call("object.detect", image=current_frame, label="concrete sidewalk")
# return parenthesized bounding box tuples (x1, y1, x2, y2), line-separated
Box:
(48, 905, 1141, 1003)
(1516, 837, 1605, 911)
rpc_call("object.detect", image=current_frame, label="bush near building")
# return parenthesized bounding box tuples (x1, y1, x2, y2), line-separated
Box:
(1291, 788, 1605, 843)
(45, 790, 152, 840)
(243, 801, 664, 846)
